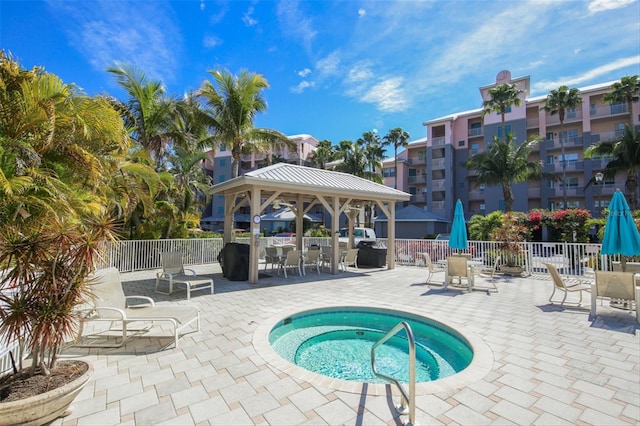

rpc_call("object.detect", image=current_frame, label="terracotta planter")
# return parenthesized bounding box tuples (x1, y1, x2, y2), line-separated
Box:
(0, 360, 93, 426)
(501, 266, 525, 276)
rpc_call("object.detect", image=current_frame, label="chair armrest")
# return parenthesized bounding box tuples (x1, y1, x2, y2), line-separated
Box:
(125, 295, 155, 307)
(78, 306, 127, 320)
(184, 268, 197, 276)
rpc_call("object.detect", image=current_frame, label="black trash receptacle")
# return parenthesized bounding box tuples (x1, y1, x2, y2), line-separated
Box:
(217, 242, 250, 281)
(356, 241, 387, 267)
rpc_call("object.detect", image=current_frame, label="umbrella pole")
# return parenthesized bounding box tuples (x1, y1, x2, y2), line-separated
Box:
(621, 256, 627, 272)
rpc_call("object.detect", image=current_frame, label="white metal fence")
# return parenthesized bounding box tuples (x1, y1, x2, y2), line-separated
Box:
(98, 237, 621, 280)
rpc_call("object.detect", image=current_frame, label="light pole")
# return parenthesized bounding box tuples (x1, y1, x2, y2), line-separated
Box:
(595, 172, 604, 217)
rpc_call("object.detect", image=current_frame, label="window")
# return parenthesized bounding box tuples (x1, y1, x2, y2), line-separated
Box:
(558, 153, 578, 164)
(219, 158, 226, 167)
(220, 143, 227, 151)
(218, 175, 226, 183)
(559, 129, 578, 142)
(497, 125, 512, 139)
(560, 177, 579, 188)
(471, 143, 479, 155)
(480, 203, 486, 211)
(548, 201, 555, 210)
(409, 187, 417, 195)
(383, 168, 395, 177)
(417, 151, 426, 161)
(408, 169, 417, 177)
(546, 132, 554, 141)
(479, 183, 486, 191)
(546, 155, 554, 164)
(566, 108, 576, 119)
(458, 140, 465, 147)
(615, 123, 626, 138)
(547, 180, 554, 188)
(567, 201, 580, 208)
(217, 206, 224, 215)
(590, 103, 596, 116)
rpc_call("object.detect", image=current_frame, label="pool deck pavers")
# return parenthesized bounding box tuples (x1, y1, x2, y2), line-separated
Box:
(53, 263, 639, 425)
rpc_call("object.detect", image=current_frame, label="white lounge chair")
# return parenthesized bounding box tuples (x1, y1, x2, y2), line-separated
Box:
(592, 271, 640, 323)
(155, 252, 214, 299)
(544, 263, 590, 306)
(77, 267, 200, 348)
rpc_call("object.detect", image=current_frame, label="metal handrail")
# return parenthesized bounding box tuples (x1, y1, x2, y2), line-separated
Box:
(371, 321, 416, 426)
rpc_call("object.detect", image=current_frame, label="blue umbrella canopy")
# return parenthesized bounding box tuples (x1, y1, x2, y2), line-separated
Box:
(449, 199, 468, 250)
(601, 190, 640, 257)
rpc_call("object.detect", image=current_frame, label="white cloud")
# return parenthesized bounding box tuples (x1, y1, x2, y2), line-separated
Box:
(200, 0, 205, 11)
(346, 62, 374, 83)
(361, 77, 409, 112)
(243, 6, 258, 26)
(290, 80, 315, 94)
(316, 51, 341, 77)
(203, 35, 222, 48)
(276, 0, 317, 51)
(358, 8, 366, 17)
(298, 68, 312, 77)
(588, 0, 635, 14)
(51, 1, 181, 83)
(532, 56, 640, 92)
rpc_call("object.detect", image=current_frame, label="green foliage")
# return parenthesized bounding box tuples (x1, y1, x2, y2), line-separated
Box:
(468, 211, 503, 240)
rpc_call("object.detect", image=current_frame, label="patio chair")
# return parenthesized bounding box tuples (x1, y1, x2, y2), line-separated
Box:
(76, 267, 200, 349)
(341, 248, 359, 272)
(320, 245, 332, 269)
(282, 249, 302, 278)
(264, 246, 281, 272)
(444, 255, 474, 291)
(423, 252, 445, 284)
(543, 263, 590, 306)
(155, 252, 214, 299)
(592, 271, 639, 323)
(303, 248, 321, 275)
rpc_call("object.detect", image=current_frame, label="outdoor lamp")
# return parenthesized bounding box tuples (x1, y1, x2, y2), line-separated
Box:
(595, 172, 603, 184)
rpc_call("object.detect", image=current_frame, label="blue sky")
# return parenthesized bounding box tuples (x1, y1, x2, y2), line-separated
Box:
(2, 0, 639, 152)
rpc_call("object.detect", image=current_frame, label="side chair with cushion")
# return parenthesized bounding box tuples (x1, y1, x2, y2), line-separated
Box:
(303, 248, 321, 275)
(544, 263, 590, 306)
(423, 253, 445, 284)
(592, 271, 639, 323)
(155, 251, 214, 299)
(341, 248, 359, 272)
(444, 255, 474, 291)
(76, 267, 200, 349)
(282, 249, 302, 278)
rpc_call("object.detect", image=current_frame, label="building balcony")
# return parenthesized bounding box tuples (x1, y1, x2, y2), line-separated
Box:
(408, 175, 426, 184)
(526, 117, 540, 129)
(468, 127, 483, 137)
(411, 194, 427, 203)
(431, 136, 446, 146)
(590, 104, 628, 119)
(592, 130, 626, 143)
(431, 158, 446, 169)
(543, 136, 584, 150)
(544, 111, 583, 126)
(544, 160, 584, 173)
(431, 179, 446, 190)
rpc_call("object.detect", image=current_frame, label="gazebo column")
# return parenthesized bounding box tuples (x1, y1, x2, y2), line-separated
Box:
(248, 188, 261, 284)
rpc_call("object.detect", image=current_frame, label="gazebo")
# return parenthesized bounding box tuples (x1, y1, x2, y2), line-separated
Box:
(210, 163, 411, 283)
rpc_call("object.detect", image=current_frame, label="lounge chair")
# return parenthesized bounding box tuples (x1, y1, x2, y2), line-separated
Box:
(423, 253, 445, 284)
(444, 255, 474, 291)
(155, 251, 214, 299)
(77, 267, 200, 348)
(282, 249, 302, 278)
(592, 271, 639, 323)
(544, 263, 590, 306)
(341, 248, 359, 272)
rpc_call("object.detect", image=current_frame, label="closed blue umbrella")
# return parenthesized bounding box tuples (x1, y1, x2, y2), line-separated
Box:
(601, 190, 640, 270)
(449, 199, 468, 251)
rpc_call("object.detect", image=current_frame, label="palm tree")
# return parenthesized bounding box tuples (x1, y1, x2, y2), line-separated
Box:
(383, 127, 410, 189)
(482, 83, 524, 141)
(198, 69, 292, 178)
(585, 126, 640, 209)
(543, 85, 582, 206)
(603, 75, 639, 128)
(107, 64, 175, 167)
(465, 134, 545, 212)
(309, 139, 335, 169)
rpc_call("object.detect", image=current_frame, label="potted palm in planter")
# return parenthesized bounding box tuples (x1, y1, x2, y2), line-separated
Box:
(0, 216, 118, 425)
(0, 51, 127, 425)
(491, 214, 529, 276)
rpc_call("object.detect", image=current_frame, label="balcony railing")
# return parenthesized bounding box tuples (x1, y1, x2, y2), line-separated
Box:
(590, 104, 628, 119)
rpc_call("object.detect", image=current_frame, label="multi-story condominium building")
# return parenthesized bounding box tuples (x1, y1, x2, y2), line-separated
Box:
(201, 134, 321, 231)
(384, 70, 638, 229)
